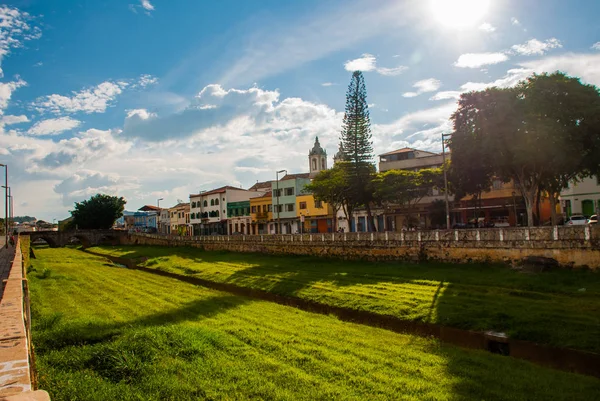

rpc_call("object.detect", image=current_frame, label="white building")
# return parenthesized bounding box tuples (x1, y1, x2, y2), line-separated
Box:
(560, 176, 600, 218)
(190, 186, 267, 235)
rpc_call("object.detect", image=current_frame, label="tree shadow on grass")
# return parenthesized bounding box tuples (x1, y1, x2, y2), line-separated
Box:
(33, 294, 250, 354)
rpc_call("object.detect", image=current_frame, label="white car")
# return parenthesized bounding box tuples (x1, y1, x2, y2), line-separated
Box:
(566, 215, 588, 225)
(588, 215, 598, 225)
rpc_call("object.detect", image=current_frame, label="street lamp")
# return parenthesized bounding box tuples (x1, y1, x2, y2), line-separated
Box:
(441, 133, 452, 230)
(0, 163, 6, 247)
(275, 169, 287, 234)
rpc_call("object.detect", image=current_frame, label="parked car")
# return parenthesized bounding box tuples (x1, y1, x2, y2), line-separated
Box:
(588, 215, 598, 225)
(566, 214, 587, 226)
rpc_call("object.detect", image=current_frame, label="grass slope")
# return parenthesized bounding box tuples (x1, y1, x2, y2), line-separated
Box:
(88, 245, 600, 353)
(30, 247, 600, 400)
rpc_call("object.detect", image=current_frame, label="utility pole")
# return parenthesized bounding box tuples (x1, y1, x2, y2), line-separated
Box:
(0, 164, 7, 248)
(441, 133, 452, 230)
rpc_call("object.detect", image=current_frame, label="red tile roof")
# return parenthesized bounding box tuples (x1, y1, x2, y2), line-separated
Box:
(192, 185, 248, 197)
(379, 148, 438, 157)
(281, 173, 310, 181)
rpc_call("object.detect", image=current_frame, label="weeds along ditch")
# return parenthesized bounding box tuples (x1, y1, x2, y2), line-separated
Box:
(29, 247, 600, 400)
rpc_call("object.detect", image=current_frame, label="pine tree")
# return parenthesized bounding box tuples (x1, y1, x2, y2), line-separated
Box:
(341, 71, 373, 165)
(340, 71, 376, 231)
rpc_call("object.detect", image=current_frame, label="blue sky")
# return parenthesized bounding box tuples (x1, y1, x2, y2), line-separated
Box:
(0, 0, 599, 221)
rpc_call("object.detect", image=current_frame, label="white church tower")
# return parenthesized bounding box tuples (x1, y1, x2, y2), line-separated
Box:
(309, 136, 327, 178)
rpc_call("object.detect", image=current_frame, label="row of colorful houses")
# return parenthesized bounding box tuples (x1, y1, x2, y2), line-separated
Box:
(120, 136, 600, 235)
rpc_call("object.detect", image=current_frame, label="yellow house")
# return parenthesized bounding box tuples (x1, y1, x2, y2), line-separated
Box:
(296, 194, 334, 233)
(250, 192, 273, 234)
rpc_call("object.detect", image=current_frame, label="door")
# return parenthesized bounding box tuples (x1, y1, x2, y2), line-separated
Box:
(582, 200, 594, 217)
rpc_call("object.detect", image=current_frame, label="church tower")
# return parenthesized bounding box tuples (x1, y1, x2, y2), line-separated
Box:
(333, 142, 344, 165)
(309, 136, 327, 178)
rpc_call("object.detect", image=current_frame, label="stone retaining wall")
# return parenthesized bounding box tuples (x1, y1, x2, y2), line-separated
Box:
(0, 239, 49, 400)
(123, 226, 600, 269)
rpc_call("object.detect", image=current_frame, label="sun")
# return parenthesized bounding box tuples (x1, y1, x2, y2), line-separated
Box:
(430, 0, 490, 29)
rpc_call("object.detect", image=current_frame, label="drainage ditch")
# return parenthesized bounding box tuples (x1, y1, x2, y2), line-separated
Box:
(84, 249, 600, 379)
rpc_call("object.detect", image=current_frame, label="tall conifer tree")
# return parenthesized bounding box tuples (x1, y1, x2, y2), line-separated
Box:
(340, 71, 376, 231)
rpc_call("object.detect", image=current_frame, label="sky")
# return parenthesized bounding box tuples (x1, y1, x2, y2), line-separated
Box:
(0, 0, 599, 221)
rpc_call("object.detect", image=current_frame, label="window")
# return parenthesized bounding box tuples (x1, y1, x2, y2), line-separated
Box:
(299, 201, 307, 210)
(321, 158, 325, 169)
(312, 158, 317, 170)
(284, 187, 294, 196)
(215, 198, 220, 205)
(222, 197, 225, 202)
(492, 179, 503, 190)
(268, 204, 273, 212)
(597, 175, 600, 185)
(273, 189, 282, 197)
(251, 206, 257, 213)
(285, 203, 295, 212)
(274, 204, 283, 213)
(210, 199, 214, 206)
(315, 200, 323, 208)
(191, 201, 196, 208)
(203, 200, 208, 207)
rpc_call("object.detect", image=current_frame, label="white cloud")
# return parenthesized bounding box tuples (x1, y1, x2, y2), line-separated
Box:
(0, 77, 26, 113)
(27, 117, 82, 136)
(126, 108, 156, 120)
(140, 0, 154, 11)
(592, 42, 600, 51)
(479, 23, 496, 32)
(454, 52, 509, 68)
(54, 170, 139, 207)
(376, 66, 408, 76)
(135, 74, 159, 88)
(511, 17, 520, 25)
(32, 81, 128, 114)
(321, 82, 336, 87)
(344, 54, 377, 72)
(1, 114, 28, 125)
(0, 6, 42, 77)
(344, 53, 407, 76)
(402, 78, 441, 98)
(430, 91, 461, 101)
(511, 38, 562, 56)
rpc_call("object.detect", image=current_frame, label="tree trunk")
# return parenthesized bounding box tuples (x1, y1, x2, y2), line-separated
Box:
(365, 203, 374, 232)
(535, 188, 542, 226)
(549, 194, 558, 226)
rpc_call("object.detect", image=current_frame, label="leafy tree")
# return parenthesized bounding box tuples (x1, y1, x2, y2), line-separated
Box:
(428, 199, 447, 228)
(304, 163, 350, 232)
(71, 194, 126, 229)
(340, 71, 376, 231)
(374, 168, 443, 229)
(450, 72, 600, 226)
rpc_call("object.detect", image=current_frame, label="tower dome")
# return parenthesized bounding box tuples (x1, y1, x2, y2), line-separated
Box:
(308, 136, 327, 177)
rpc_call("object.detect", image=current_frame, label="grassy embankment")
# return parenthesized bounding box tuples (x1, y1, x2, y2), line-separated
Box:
(88, 245, 600, 353)
(30, 247, 600, 400)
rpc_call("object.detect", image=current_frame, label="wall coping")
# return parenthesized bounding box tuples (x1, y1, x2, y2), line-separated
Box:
(0, 239, 45, 399)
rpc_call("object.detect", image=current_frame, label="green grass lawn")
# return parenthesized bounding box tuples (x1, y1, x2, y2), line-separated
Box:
(30, 248, 600, 400)
(87, 245, 600, 353)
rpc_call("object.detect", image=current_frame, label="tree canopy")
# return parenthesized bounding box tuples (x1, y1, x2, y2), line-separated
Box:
(449, 72, 600, 226)
(304, 164, 349, 231)
(374, 168, 443, 228)
(71, 194, 126, 229)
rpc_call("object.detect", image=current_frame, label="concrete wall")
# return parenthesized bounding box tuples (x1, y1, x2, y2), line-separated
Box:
(122, 226, 600, 269)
